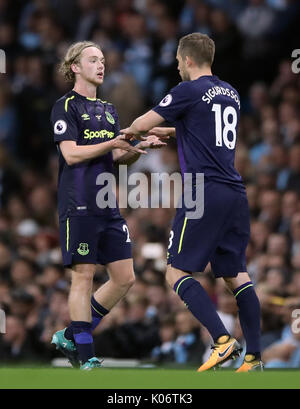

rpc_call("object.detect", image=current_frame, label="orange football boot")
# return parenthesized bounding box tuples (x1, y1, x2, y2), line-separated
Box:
(236, 354, 264, 372)
(197, 336, 242, 372)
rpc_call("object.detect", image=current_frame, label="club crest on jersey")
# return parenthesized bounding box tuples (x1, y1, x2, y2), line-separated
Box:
(77, 243, 89, 256)
(54, 120, 67, 135)
(159, 94, 172, 107)
(105, 111, 115, 125)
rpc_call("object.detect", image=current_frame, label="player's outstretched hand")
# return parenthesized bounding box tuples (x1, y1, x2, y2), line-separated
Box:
(147, 127, 175, 139)
(120, 127, 147, 142)
(140, 135, 168, 149)
(113, 134, 147, 154)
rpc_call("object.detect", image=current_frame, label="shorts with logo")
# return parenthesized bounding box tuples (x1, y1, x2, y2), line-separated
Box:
(167, 180, 250, 277)
(59, 215, 132, 267)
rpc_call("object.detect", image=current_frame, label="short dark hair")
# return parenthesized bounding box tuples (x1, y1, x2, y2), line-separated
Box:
(178, 33, 215, 67)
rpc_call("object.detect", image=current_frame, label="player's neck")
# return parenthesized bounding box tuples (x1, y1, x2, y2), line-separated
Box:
(189, 67, 213, 81)
(73, 81, 97, 99)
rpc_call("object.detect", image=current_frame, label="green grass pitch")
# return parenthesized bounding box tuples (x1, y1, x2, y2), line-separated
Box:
(0, 367, 299, 389)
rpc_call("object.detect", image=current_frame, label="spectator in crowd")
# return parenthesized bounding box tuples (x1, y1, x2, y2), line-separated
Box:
(279, 191, 299, 234)
(237, 0, 276, 83)
(151, 15, 178, 102)
(291, 213, 300, 258)
(285, 143, 300, 195)
(93, 294, 160, 359)
(262, 302, 300, 368)
(121, 11, 154, 99)
(0, 81, 19, 155)
(210, 8, 242, 89)
(0, 315, 42, 363)
(173, 309, 204, 365)
(151, 315, 176, 364)
(0, 144, 22, 208)
(74, 0, 98, 41)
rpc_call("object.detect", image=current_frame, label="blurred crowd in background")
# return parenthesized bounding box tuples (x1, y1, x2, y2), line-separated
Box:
(0, 0, 300, 369)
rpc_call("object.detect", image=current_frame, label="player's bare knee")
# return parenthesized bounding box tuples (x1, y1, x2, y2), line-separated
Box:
(224, 272, 251, 291)
(223, 276, 233, 288)
(72, 274, 94, 291)
(165, 266, 176, 288)
(72, 264, 95, 283)
(165, 272, 173, 288)
(113, 272, 135, 291)
(126, 275, 136, 290)
(121, 272, 136, 289)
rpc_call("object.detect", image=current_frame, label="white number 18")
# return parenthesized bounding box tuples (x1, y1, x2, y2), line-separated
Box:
(212, 103, 237, 150)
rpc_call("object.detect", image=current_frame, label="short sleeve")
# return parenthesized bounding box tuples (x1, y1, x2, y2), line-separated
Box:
(152, 82, 193, 123)
(51, 98, 79, 143)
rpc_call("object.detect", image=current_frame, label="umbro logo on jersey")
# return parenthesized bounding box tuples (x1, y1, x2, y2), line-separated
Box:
(81, 113, 90, 121)
(95, 114, 102, 121)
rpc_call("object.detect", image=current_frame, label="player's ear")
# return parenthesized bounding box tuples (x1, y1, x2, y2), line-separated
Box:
(185, 56, 193, 67)
(71, 62, 80, 75)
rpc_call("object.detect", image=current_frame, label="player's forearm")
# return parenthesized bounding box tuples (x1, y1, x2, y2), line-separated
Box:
(61, 140, 116, 165)
(127, 111, 164, 136)
(127, 116, 150, 136)
(163, 127, 176, 137)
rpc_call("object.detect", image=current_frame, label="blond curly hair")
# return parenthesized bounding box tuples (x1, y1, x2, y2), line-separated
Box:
(59, 41, 102, 82)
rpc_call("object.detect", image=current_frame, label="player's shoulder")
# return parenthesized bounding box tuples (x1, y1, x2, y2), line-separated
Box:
(170, 80, 194, 95)
(162, 81, 197, 105)
(100, 98, 117, 112)
(52, 91, 77, 114)
(218, 78, 240, 98)
(172, 79, 215, 98)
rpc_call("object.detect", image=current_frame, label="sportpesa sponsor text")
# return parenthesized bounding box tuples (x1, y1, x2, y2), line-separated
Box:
(83, 129, 115, 139)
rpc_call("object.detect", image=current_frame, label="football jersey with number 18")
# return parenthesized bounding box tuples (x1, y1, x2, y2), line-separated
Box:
(153, 75, 244, 191)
